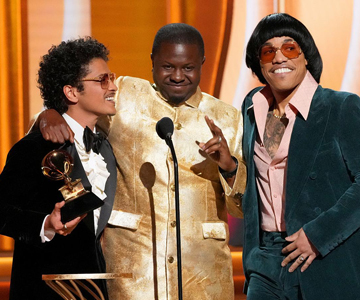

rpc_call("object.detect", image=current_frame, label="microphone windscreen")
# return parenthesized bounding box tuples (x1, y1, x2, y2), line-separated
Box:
(156, 117, 174, 140)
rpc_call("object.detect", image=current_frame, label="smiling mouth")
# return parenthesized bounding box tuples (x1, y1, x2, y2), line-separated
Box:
(166, 80, 191, 86)
(105, 96, 115, 101)
(273, 68, 292, 74)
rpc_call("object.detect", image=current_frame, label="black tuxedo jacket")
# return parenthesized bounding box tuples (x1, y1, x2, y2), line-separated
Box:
(0, 131, 116, 300)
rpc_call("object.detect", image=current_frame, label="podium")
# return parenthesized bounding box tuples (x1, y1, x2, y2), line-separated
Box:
(42, 273, 132, 300)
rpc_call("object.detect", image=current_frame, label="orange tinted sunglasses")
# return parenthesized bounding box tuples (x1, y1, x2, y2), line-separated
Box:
(259, 41, 302, 63)
(81, 72, 116, 89)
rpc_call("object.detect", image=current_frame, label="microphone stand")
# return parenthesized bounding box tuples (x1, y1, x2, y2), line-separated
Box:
(165, 136, 183, 300)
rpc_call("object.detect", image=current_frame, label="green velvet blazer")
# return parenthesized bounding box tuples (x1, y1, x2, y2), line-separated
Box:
(241, 85, 360, 300)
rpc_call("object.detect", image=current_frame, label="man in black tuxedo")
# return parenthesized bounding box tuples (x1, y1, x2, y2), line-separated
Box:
(0, 37, 117, 300)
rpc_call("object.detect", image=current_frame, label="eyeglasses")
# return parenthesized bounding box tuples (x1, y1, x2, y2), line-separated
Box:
(258, 41, 302, 63)
(81, 72, 116, 89)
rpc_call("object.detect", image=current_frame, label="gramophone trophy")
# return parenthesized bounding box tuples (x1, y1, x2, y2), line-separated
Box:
(41, 149, 103, 222)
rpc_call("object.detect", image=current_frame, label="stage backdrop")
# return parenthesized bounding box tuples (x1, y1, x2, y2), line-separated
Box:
(1, 0, 359, 252)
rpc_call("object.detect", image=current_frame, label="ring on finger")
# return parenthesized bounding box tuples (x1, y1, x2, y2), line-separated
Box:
(218, 136, 222, 144)
(63, 223, 67, 230)
(299, 255, 305, 262)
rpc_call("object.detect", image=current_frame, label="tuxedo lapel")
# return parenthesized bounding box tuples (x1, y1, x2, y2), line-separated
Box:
(285, 87, 331, 220)
(96, 139, 117, 237)
(66, 144, 91, 189)
(66, 144, 95, 233)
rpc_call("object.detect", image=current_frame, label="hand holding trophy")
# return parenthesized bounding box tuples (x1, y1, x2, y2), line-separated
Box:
(42, 149, 103, 223)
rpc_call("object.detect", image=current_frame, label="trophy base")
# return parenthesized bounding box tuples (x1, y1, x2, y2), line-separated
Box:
(60, 192, 104, 223)
(59, 179, 89, 202)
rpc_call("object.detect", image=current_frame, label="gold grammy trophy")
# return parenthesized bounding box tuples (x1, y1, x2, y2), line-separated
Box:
(41, 149, 89, 202)
(41, 149, 103, 223)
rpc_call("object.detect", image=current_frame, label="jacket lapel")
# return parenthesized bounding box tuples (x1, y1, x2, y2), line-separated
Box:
(285, 87, 331, 220)
(243, 101, 261, 246)
(96, 139, 117, 237)
(245, 106, 256, 166)
(66, 144, 95, 233)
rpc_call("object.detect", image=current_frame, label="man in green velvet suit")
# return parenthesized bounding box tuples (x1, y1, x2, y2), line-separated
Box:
(239, 13, 360, 300)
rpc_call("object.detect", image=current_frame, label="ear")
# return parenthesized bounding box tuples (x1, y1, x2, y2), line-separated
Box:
(305, 59, 308, 66)
(63, 85, 79, 104)
(150, 53, 154, 69)
(202, 56, 206, 65)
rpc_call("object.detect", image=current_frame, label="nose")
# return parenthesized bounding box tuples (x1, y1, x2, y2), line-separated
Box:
(273, 48, 288, 63)
(108, 77, 118, 91)
(170, 68, 185, 83)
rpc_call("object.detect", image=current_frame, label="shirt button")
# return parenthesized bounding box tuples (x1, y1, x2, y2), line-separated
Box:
(273, 194, 277, 198)
(171, 221, 176, 227)
(309, 172, 317, 180)
(175, 123, 182, 130)
(170, 184, 175, 192)
(270, 167, 275, 171)
(168, 256, 174, 263)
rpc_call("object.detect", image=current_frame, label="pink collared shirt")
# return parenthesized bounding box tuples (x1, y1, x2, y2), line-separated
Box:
(252, 71, 318, 232)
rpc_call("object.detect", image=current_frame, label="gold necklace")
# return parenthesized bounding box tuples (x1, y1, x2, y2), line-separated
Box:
(272, 111, 283, 119)
(272, 109, 284, 119)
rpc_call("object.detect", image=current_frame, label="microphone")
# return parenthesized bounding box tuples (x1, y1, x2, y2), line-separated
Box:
(156, 117, 174, 141)
(156, 117, 183, 300)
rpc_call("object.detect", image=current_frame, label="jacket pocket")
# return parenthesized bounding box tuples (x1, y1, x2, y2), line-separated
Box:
(202, 222, 227, 240)
(108, 210, 143, 230)
(318, 141, 335, 155)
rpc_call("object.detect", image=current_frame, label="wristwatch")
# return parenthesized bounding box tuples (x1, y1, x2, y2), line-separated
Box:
(219, 156, 238, 179)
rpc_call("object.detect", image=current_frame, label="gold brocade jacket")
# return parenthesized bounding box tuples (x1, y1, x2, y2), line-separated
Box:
(101, 76, 245, 300)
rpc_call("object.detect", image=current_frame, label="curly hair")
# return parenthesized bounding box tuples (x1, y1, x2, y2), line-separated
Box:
(246, 13, 323, 84)
(152, 23, 204, 58)
(38, 37, 109, 114)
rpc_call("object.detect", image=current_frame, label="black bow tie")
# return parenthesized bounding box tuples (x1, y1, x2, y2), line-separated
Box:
(83, 126, 105, 154)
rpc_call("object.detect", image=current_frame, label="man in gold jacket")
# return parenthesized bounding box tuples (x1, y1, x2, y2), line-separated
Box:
(37, 24, 245, 300)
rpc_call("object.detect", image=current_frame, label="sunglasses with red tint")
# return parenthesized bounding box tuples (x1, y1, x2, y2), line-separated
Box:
(258, 41, 302, 64)
(81, 72, 116, 89)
